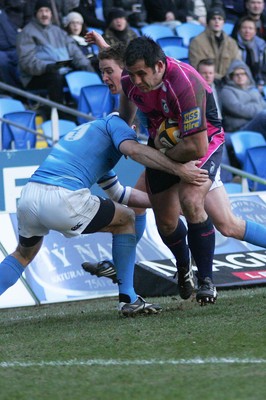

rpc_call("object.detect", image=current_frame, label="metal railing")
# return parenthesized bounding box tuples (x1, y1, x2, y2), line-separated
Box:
(0, 81, 94, 148)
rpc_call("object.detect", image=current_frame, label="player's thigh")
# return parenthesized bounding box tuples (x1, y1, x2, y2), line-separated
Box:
(149, 183, 181, 227)
(178, 179, 212, 222)
(134, 170, 146, 191)
(205, 185, 245, 238)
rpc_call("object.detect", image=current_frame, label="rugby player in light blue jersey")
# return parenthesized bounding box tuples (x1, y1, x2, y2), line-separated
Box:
(0, 114, 207, 316)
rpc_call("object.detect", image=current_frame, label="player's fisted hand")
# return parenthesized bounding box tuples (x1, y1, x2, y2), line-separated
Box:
(84, 31, 109, 49)
(179, 160, 209, 185)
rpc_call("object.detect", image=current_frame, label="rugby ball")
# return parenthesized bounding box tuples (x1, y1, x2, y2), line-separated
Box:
(158, 118, 181, 148)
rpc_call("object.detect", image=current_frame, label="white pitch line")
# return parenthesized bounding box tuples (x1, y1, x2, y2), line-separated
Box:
(0, 358, 265, 368)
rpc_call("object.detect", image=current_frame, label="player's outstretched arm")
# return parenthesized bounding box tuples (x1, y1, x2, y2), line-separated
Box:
(119, 140, 209, 185)
(84, 30, 109, 49)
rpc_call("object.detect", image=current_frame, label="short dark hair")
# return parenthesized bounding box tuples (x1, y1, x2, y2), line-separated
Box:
(98, 42, 126, 68)
(123, 36, 166, 69)
(237, 16, 257, 31)
(197, 58, 215, 70)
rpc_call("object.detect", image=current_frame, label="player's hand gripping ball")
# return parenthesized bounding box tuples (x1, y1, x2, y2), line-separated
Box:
(157, 118, 181, 149)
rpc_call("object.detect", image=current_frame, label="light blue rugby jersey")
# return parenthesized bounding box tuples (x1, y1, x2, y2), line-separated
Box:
(30, 114, 138, 190)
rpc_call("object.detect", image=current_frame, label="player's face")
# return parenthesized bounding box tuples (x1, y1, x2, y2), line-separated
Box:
(208, 16, 224, 33)
(99, 58, 123, 94)
(198, 65, 215, 85)
(36, 7, 52, 26)
(125, 59, 165, 92)
(246, 0, 265, 16)
(239, 20, 257, 41)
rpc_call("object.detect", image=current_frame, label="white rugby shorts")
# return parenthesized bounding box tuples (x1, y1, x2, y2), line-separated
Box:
(209, 166, 223, 191)
(17, 182, 101, 238)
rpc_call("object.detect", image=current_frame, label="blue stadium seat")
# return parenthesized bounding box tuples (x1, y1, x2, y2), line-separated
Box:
(77, 84, 115, 124)
(223, 22, 234, 35)
(41, 119, 77, 146)
(0, 98, 25, 116)
(161, 45, 189, 62)
(224, 182, 244, 194)
(2, 110, 37, 149)
(87, 27, 104, 35)
(65, 71, 102, 103)
(244, 145, 266, 191)
(230, 130, 266, 166)
(140, 24, 174, 41)
(157, 36, 183, 48)
(175, 23, 205, 47)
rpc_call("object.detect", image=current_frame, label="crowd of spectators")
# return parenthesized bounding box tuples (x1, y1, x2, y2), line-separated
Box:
(1, 0, 266, 167)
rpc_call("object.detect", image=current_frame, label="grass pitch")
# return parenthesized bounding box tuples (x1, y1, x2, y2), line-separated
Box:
(0, 287, 265, 400)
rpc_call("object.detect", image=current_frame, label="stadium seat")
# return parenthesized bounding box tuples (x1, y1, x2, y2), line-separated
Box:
(2, 110, 37, 149)
(161, 45, 189, 62)
(77, 84, 115, 124)
(87, 27, 104, 35)
(41, 119, 77, 146)
(243, 145, 266, 191)
(140, 24, 174, 41)
(224, 182, 244, 194)
(223, 22, 234, 35)
(157, 36, 183, 48)
(65, 71, 102, 103)
(0, 98, 26, 149)
(230, 130, 266, 166)
(175, 23, 205, 47)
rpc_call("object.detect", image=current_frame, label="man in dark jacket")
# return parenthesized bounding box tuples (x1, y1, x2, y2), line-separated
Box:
(0, 8, 22, 88)
(17, 0, 94, 112)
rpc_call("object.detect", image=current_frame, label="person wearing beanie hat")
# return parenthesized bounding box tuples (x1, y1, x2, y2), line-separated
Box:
(16, 0, 95, 118)
(189, 6, 241, 81)
(106, 7, 127, 26)
(34, 0, 52, 14)
(206, 6, 226, 24)
(103, 7, 138, 46)
(64, 11, 100, 73)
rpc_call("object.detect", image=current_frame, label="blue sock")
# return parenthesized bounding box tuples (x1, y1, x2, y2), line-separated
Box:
(0, 255, 24, 295)
(112, 234, 137, 303)
(244, 220, 266, 248)
(159, 219, 189, 270)
(135, 212, 146, 243)
(188, 217, 215, 280)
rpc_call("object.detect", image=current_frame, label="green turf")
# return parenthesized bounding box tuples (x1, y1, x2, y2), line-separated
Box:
(0, 287, 265, 400)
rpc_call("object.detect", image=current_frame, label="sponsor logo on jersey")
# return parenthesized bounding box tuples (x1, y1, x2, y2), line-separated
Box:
(71, 222, 83, 231)
(182, 107, 201, 132)
(161, 99, 169, 113)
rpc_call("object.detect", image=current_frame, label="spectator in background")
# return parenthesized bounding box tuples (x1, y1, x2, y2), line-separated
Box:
(70, 0, 106, 30)
(103, 8, 138, 46)
(197, 57, 233, 182)
(103, 0, 147, 28)
(1, 0, 33, 30)
(220, 59, 266, 164)
(16, 0, 95, 118)
(222, 0, 245, 22)
(235, 15, 266, 89)
(143, 0, 186, 30)
(185, 0, 224, 26)
(189, 7, 241, 81)
(0, 8, 22, 89)
(197, 58, 222, 118)
(64, 11, 99, 72)
(232, 0, 266, 40)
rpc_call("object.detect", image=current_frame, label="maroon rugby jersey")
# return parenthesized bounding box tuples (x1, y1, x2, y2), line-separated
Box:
(121, 57, 224, 166)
